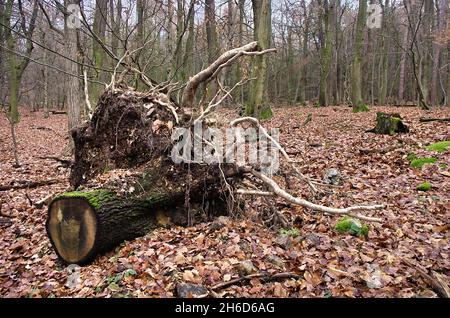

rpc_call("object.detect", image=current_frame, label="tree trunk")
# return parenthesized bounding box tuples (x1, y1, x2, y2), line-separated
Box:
(318, 0, 332, 107)
(246, 0, 272, 118)
(65, 1, 82, 136)
(91, 0, 108, 104)
(398, 24, 408, 103)
(378, 0, 389, 106)
(351, 0, 367, 111)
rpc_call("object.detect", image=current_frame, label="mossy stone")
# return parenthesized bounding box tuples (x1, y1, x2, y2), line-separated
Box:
(417, 182, 432, 191)
(335, 217, 369, 237)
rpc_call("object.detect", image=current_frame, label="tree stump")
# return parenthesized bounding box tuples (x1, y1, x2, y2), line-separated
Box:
(369, 112, 409, 135)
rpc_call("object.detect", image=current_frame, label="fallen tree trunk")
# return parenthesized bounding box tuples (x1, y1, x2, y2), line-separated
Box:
(47, 190, 186, 264)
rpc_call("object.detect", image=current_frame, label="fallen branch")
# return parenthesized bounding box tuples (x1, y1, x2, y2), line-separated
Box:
(419, 117, 450, 123)
(403, 258, 449, 298)
(0, 179, 62, 191)
(35, 193, 57, 209)
(244, 168, 383, 222)
(211, 272, 300, 291)
(38, 156, 72, 167)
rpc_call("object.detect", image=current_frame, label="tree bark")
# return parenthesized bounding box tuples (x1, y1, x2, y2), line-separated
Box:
(351, 0, 367, 111)
(246, 0, 272, 117)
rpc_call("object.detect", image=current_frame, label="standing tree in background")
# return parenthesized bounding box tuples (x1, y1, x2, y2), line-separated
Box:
(317, 0, 333, 107)
(246, 0, 272, 118)
(91, 0, 108, 104)
(351, 0, 368, 112)
(3, 0, 38, 167)
(65, 0, 83, 138)
(205, 0, 219, 101)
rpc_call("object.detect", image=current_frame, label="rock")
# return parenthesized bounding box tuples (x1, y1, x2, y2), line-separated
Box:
(323, 168, 342, 186)
(275, 235, 293, 250)
(305, 234, 321, 246)
(267, 255, 285, 269)
(236, 260, 258, 276)
(209, 216, 231, 231)
(176, 283, 209, 298)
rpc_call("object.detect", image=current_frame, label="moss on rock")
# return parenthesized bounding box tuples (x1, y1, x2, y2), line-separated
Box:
(417, 182, 432, 191)
(335, 217, 369, 237)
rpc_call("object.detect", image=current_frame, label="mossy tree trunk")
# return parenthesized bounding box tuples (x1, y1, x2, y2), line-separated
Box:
(369, 112, 409, 135)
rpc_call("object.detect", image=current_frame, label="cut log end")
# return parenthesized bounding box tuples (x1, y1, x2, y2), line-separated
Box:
(47, 197, 97, 264)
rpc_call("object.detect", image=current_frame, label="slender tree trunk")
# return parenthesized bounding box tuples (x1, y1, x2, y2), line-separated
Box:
(351, 0, 367, 110)
(318, 0, 333, 107)
(246, 0, 272, 118)
(205, 0, 219, 100)
(398, 24, 408, 102)
(235, 0, 245, 104)
(182, 0, 195, 84)
(378, 0, 389, 106)
(422, 0, 434, 106)
(65, 0, 82, 135)
(91, 0, 108, 104)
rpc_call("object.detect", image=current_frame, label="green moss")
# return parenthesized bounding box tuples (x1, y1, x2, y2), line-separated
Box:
(55, 189, 114, 209)
(279, 227, 300, 237)
(425, 141, 450, 153)
(352, 103, 369, 113)
(439, 163, 447, 169)
(417, 182, 432, 191)
(410, 157, 437, 169)
(335, 217, 369, 237)
(407, 152, 417, 161)
(259, 107, 273, 120)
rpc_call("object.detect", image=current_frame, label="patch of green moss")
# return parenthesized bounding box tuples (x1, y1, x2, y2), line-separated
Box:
(335, 217, 369, 237)
(259, 107, 273, 120)
(439, 163, 447, 169)
(417, 182, 432, 191)
(352, 103, 369, 113)
(55, 189, 114, 209)
(425, 141, 450, 153)
(407, 152, 417, 161)
(410, 157, 437, 169)
(279, 227, 300, 238)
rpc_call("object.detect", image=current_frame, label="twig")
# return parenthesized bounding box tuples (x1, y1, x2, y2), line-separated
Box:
(0, 179, 63, 191)
(211, 272, 300, 291)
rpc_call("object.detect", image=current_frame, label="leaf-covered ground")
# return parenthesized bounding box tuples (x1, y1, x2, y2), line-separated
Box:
(0, 106, 449, 298)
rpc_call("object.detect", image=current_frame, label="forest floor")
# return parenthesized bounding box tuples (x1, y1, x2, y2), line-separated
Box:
(0, 106, 449, 298)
